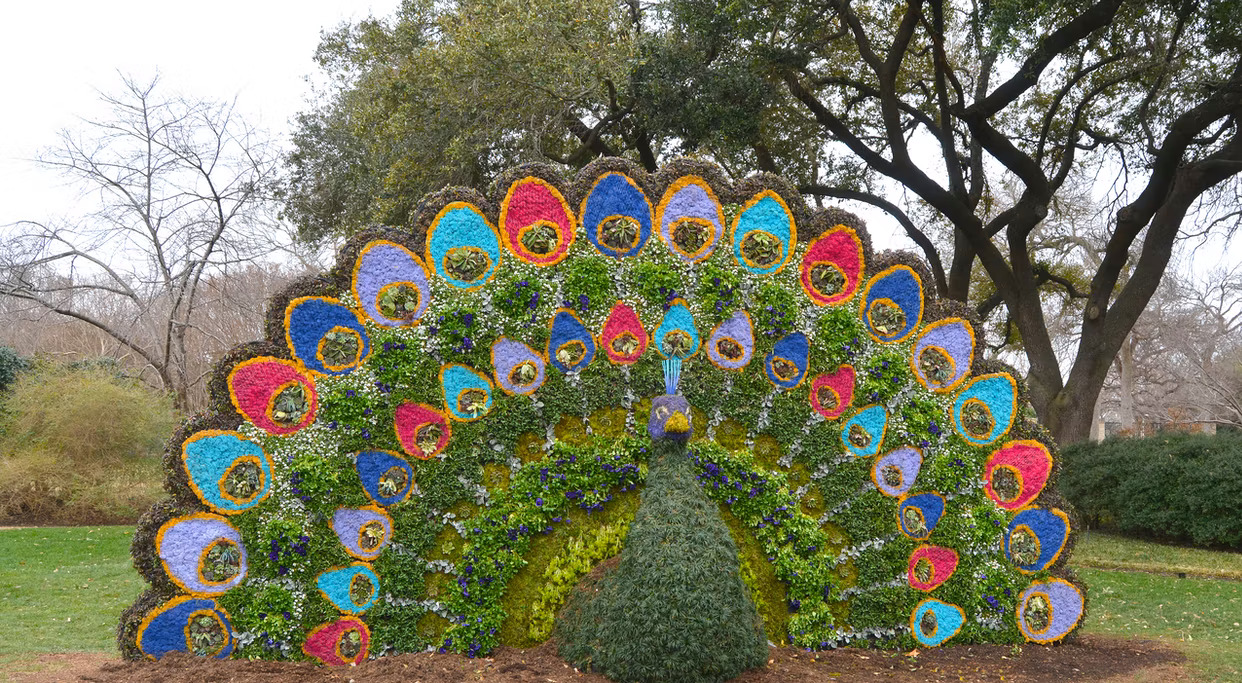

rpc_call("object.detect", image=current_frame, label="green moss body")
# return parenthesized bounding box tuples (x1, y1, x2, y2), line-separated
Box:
(557, 440, 768, 683)
(500, 492, 639, 646)
(718, 504, 789, 643)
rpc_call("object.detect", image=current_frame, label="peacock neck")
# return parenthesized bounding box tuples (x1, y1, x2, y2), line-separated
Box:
(644, 438, 697, 496)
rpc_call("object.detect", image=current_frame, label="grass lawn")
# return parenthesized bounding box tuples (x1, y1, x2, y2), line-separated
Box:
(1075, 567, 1242, 680)
(1069, 531, 1242, 681)
(1, 526, 1240, 680)
(0, 526, 142, 655)
(1073, 530, 1242, 580)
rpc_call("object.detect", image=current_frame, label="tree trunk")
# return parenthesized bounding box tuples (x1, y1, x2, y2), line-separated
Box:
(947, 229, 974, 301)
(1116, 334, 1137, 431)
(1045, 380, 1104, 445)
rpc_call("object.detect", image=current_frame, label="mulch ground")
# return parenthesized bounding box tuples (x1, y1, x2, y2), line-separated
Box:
(9, 634, 1191, 683)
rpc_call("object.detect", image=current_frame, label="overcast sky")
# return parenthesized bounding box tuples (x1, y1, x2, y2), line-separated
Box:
(0, 0, 400, 229)
(0, 0, 921, 255)
(0, 1, 1231, 272)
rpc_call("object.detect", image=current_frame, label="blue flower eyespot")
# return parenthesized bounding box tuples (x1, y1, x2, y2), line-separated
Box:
(843, 405, 888, 457)
(765, 332, 809, 389)
(317, 564, 380, 614)
(897, 493, 945, 540)
(862, 265, 923, 343)
(581, 173, 652, 258)
(285, 297, 371, 376)
(910, 599, 964, 647)
(181, 431, 271, 514)
(137, 597, 234, 660)
(953, 373, 1018, 445)
(1005, 507, 1070, 572)
(548, 309, 596, 373)
(426, 202, 502, 289)
(654, 300, 701, 359)
(440, 364, 494, 421)
(355, 451, 414, 507)
(732, 191, 794, 275)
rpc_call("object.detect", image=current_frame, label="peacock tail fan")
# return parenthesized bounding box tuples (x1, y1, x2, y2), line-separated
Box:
(119, 158, 1084, 664)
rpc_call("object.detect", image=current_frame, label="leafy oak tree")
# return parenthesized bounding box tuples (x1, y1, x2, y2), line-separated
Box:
(283, 0, 645, 241)
(285, 0, 1242, 443)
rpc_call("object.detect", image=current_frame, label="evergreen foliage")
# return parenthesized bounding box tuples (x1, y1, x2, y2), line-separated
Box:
(1061, 432, 1242, 549)
(557, 439, 767, 683)
(0, 346, 27, 395)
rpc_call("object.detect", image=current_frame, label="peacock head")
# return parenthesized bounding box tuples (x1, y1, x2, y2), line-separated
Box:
(649, 394, 693, 442)
(649, 356, 693, 442)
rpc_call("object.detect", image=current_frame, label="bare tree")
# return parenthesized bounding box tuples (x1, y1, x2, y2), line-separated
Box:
(0, 75, 289, 410)
(1096, 265, 1242, 433)
(1168, 266, 1242, 428)
(0, 262, 304, 410)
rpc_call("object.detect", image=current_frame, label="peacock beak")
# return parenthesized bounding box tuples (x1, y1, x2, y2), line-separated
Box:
(664, 411, 690, 435)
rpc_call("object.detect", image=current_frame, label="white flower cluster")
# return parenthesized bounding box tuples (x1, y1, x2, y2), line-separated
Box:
(423, 559, 456, 573)
(974, 613, 1006, 630)
(816, 623, 909, 648)
(837, 573, 908, 599)
(753, 389, 779, 431)
(830, 532, 900, 568)
(706, 406, 725, 440)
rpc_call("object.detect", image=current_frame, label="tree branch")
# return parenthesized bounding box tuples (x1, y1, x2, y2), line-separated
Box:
(799, 183, 949, 296)
(967, 0, 1125, 117)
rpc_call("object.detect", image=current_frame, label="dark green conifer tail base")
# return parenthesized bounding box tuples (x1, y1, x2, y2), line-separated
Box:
(556, 439, 769, 683)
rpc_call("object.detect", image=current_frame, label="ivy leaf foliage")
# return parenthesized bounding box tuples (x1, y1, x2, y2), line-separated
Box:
(0, 346, 28, 394)
(557, 439, 767, 683)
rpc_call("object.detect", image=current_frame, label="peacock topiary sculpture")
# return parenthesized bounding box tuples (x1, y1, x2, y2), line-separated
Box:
(118, 158, 1085, 676)
(554, 365, 769, 682)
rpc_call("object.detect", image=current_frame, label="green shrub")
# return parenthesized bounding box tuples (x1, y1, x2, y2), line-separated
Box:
(0, 346, 28, 394)
(557, 440, 768, 683)
(0, 361, 178, 524)
(1060, 432, 1242, 549)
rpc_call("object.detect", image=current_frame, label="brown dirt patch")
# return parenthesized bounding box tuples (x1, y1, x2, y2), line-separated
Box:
(4, 635, 1190, 683)
(4, 653, 113, 683)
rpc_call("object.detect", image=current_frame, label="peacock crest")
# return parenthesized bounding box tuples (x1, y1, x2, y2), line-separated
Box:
(119, 158, 1083, 666)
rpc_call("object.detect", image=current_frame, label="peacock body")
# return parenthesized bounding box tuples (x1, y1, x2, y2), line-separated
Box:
(119, 158, 1084, 666)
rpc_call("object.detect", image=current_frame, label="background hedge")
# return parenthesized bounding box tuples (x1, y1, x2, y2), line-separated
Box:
(1060, 431, 1242, 549)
